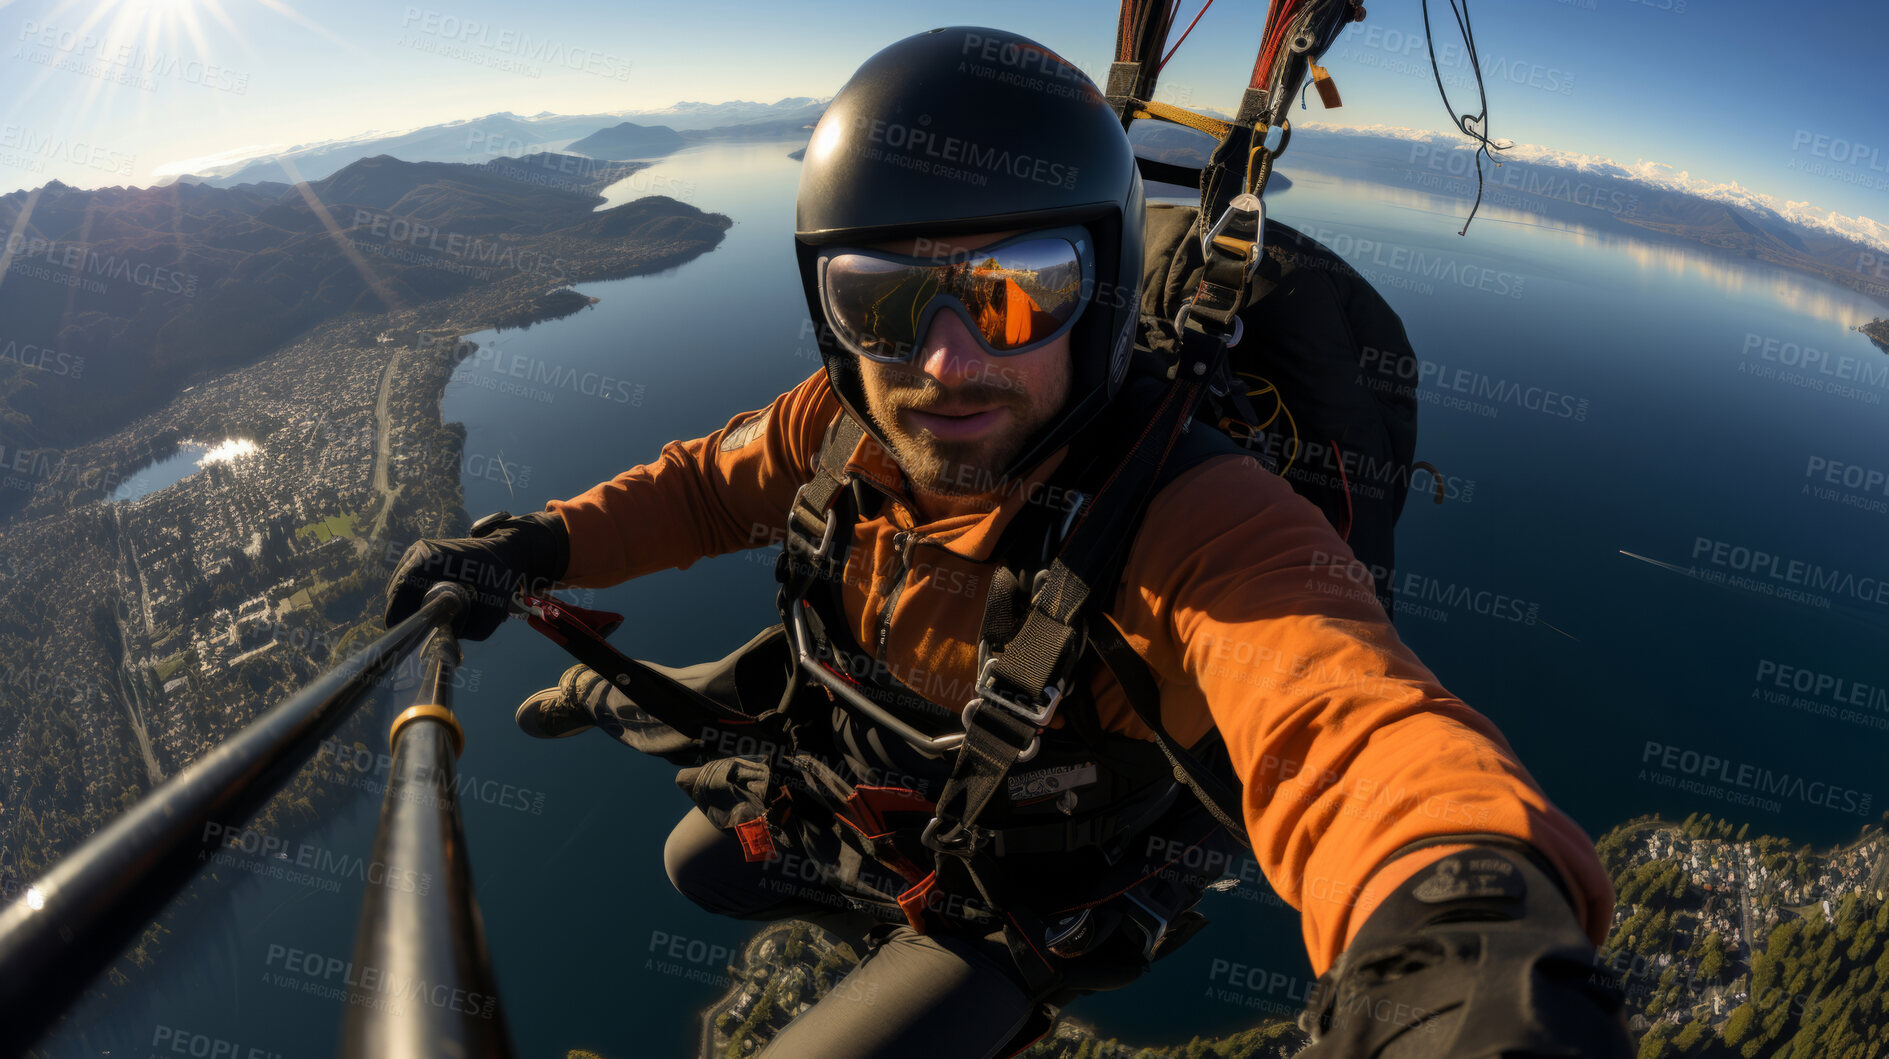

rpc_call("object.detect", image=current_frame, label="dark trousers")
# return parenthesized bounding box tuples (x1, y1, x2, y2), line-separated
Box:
(664, 808, 1051, 1059)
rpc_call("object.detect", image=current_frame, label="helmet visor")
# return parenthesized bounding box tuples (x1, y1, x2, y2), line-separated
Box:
(816, 227, 1094, 363)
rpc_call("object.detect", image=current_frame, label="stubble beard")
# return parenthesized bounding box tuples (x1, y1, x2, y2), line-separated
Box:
(862, 369, 1064, 500)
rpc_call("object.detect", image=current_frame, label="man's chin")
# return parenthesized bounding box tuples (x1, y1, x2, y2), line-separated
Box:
(900, 437, 1016, 497)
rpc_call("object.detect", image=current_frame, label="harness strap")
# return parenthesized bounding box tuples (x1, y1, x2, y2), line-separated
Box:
(1090, 614, 1250, 847)
(523, 594, 782, 741)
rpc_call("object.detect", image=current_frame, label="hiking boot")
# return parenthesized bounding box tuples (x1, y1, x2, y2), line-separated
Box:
(514, 664, 611, 739)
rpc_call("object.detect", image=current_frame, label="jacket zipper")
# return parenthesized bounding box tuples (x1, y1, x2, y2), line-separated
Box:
(875, 530, 921, 660)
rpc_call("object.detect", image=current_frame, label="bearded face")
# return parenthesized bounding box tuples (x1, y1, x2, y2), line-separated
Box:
(851, 231, 1071, 508)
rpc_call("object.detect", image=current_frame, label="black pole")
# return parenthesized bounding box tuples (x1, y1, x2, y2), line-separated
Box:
(339, 622, 515, 1057)
(0, 584, 468, 1056)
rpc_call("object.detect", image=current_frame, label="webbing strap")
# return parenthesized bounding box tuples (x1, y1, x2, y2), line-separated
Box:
(1130, 99, 1234, 141)
(525, 595, 782, 741)
(929, 368, 1219, 866)
(777, 414, 864, 585)
(1090, 615, 1250, 848)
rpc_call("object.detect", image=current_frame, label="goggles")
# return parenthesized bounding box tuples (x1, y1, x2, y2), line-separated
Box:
(815, 226, 1095, 363)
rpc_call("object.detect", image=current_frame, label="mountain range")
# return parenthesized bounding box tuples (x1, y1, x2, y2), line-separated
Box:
(162, 99, 828, 188)
(0, 152, 730, 487)
(1270, 125, 1889, 310)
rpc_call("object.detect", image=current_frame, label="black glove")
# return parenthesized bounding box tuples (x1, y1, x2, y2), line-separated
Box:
(384, 510, 570, 640)
(1298, 842, 1632, 1059)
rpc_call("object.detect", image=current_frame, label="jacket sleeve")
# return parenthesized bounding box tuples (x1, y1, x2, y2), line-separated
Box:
(1120, 452, 1615, 976)
(545, 370, 840, 587)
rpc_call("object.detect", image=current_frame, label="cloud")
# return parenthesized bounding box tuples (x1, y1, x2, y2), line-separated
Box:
(1298, 121, 1889, 255)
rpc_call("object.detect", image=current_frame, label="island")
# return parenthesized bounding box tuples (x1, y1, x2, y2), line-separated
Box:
(1860, 318, 1889, 355)
(567, 121, 687, 160)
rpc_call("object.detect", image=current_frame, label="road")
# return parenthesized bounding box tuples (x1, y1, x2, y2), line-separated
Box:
(365, 351, 404, 547)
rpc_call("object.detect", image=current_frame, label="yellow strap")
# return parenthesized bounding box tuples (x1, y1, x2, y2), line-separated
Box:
(389, 703, 464, 758)
(1130, 99, 1235, 142)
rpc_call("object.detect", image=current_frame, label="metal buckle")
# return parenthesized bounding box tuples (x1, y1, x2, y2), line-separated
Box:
(972, 657, 1062, 728)
(1172, 302, 1245, 349)
(962, 658, 1064, 764)
(785, 482, 838, 564)
(920, 815, 981, 856)
(1201, 192, 1265, 279)
(788, 604, 964, 755)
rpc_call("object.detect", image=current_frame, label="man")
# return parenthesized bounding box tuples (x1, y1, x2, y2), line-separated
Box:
(387, 26, 1632, 1059)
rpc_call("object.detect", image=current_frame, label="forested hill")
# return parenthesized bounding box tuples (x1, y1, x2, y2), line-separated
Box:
(0, 153, 730, 479)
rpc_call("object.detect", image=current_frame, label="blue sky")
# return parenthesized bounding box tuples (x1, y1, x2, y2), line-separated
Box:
(2, 0, 1884, 228)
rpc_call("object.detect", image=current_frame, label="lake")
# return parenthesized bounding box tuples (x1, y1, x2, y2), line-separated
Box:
(108, 438, 261, 502)
(41, 139, 1889, 1057)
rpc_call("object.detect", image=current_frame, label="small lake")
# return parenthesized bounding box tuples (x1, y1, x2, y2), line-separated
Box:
(109, 438, 261, 502)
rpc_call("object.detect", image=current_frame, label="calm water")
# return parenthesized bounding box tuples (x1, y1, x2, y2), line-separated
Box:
(45, 141, 1889, 1056)
(107, 439, 260, 502)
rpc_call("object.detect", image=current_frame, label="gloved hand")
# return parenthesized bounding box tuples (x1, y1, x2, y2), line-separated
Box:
(1298, 842, 1632, 1059)
(384, 510, 570, 640)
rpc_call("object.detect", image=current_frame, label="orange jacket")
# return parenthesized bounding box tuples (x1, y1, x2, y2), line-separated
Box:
(548, 369, 1613, 975)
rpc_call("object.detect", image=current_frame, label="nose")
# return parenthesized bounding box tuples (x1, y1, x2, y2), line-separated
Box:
(915, 309, 994, 388)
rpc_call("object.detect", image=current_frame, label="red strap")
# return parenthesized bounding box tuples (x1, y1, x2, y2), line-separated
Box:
(734, 818, 777, 863)
(843, 786, 936, 837)
(897, 872, 940, 934)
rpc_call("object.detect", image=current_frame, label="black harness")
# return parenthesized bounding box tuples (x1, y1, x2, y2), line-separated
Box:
(768, 359, 1257, 990)
(529, 343, 1259, 994)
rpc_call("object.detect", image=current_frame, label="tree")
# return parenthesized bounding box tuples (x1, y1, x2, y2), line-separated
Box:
(1722, 1002, 1758, 1047)
(1700, 932, 1729, 980)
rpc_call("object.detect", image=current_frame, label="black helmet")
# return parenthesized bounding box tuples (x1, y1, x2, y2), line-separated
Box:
(794, 26, 1146, 482)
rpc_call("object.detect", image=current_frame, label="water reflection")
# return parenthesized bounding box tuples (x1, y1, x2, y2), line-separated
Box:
(1277, 169, 1883, 329)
